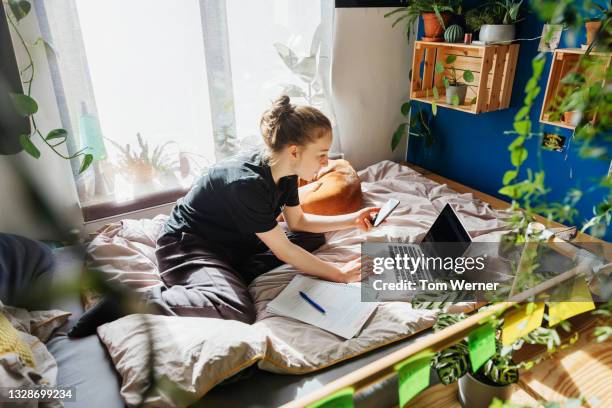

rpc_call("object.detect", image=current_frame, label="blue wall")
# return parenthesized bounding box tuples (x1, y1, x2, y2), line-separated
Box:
(407, 0, 611, 241)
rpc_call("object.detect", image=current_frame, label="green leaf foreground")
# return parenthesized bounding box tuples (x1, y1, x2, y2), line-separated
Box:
(46, 129, 68, 140)
(8, 0, 31, 21)
(19, 134, 40, 158)
(10, 93, 38, 116)
(79, 153, 94, 173)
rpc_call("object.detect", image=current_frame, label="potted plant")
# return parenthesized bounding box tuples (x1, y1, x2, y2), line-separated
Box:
(384, 0, 463, 42)
(555, 70, 601, 126)
(465, 0, 524, 44)
(584, 1, 610, 47)
(390, 101, 435, 152)
(108, 133, 178, 186)
(435, 55, 475, 105)
(430, 311, 569, 408)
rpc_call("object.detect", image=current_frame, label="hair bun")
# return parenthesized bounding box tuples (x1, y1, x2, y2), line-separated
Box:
(271, 95, 294, 117)
(260, 93, 331, 153)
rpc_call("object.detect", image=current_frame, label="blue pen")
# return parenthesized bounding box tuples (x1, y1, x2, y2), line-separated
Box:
(299, 291, 326, 314)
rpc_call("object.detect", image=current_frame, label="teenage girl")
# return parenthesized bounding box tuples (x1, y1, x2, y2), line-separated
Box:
(155, 95, 379, 324)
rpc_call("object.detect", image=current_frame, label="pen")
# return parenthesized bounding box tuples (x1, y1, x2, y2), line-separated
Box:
(299, 291, 326, 314)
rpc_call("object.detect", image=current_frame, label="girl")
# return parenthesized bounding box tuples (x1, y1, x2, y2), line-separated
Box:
(155, 95, 379, 324)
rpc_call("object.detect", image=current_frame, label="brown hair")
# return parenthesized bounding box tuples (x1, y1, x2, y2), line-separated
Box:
(260, 95, 331, 154)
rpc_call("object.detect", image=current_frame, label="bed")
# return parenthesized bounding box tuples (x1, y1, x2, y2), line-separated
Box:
(48, 160, 520, 407)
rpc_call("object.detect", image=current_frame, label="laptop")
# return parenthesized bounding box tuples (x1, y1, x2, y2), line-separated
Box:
(385, 203, 472, 285)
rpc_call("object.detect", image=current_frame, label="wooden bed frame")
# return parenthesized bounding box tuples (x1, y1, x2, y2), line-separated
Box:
(282, 162, 610, 408)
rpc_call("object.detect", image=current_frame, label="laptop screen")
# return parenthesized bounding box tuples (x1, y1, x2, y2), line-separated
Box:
(421, 204, 471, 258)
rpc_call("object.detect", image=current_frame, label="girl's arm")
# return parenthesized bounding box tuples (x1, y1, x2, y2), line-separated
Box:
(255, 225, 362, 282)
(282, 204, 380, 233)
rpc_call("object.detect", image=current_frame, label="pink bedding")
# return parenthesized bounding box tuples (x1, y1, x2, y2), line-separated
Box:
(90, 160, 513, 405)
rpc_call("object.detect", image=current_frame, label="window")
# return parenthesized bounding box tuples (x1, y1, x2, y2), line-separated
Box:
(36, 0, 334, 220)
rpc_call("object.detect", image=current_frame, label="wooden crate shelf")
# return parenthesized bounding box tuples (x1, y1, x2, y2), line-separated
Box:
(410, 41, 520, 114)
(540, 48, 611, 129)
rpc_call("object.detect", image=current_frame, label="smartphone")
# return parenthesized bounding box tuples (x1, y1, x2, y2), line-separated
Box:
(372, 198, 400, 227)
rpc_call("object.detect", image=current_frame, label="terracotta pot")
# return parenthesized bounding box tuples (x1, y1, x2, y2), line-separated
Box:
(125, 162, 156, 184)
(422, 13, 452, 42)
(563, 111, 580, 126)
(586, 20, 601, 46)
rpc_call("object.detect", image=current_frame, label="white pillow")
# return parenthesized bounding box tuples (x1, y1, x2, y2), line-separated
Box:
(97, 314, 266, 407)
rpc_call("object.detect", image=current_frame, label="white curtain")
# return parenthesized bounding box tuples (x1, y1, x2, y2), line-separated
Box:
(32, 0, 336, 214)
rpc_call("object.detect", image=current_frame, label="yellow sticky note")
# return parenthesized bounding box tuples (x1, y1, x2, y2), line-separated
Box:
(502, 302, 545, 346)
(307, 387, 354, 408)
(548, 277, 595, 326)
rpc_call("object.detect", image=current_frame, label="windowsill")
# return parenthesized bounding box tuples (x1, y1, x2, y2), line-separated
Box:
(81, 187, 188, 222)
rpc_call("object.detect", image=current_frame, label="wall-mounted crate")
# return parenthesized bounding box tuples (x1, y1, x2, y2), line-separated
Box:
(540, 48, 611, 130)
(410, 41, 520, 114)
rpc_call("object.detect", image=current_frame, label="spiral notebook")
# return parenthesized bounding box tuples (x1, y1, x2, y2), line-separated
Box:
(266, 275, 378, 339)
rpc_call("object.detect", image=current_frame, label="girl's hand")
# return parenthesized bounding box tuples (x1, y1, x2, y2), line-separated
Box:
(329, 258, 363, 283)
(353, 207, 381, 232)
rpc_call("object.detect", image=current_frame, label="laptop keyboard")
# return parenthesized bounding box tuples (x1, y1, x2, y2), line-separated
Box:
(388, 244, 433, 284)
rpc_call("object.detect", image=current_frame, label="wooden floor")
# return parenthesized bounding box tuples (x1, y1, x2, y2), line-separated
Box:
(400, 163, 611, 407)
(405, 315, 611, 408)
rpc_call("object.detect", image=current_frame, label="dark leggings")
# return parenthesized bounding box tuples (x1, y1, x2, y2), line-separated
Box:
(154, 223, 325, 324)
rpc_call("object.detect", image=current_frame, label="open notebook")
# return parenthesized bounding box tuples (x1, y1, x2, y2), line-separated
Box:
(266, 275, 378, 339)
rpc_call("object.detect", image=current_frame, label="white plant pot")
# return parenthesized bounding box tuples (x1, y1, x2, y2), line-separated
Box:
(479, 24, 516, 44)
(445, 84, 468, 105)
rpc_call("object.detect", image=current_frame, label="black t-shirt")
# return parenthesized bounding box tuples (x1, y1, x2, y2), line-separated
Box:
(164, 149, 299, 250)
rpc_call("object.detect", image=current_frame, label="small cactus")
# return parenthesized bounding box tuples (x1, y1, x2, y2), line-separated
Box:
(444, 24, 464, 43)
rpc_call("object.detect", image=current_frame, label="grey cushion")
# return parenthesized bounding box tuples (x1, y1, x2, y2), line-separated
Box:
(46, 335, 124, 408)
(49, 246, 123, 408)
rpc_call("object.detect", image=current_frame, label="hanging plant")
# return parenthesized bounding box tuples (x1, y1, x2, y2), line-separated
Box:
(4, 0, 92, 173)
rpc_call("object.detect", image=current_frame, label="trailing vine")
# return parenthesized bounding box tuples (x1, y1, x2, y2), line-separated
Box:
(4, 0, 92, 173)
(501, 0, 611, 242)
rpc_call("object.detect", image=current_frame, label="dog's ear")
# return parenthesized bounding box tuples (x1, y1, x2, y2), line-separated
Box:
(314, 159, 340, 179)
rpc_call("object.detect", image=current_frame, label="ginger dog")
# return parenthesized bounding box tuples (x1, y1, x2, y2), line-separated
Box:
(296, 159, 363, 215)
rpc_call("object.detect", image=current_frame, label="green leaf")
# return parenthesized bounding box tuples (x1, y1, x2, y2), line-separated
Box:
(525, 78, 537, 93)
(451, 94, 460, 106)
(503, 170, 518, 185)
(445, 54, 457, 64)
(401, 102, 412, 116)
(499, 185, 518, 198)
(391, 123, 407, 151)
(391, 14, 410, 28)
(8, 0, 31, 21)
(514, 106, 530, 121)
(79, 154, 94, 174)
(532, 55, 545, 77)
(463, 70, 474, 83)
(560, 71, 585, 86)
(432, 86, 439, 100)
(432, 101, 437, 116)
(513, 120, 530, 135)
(383, 7, 407, 18)
(9, 93, 38, 117)
(19, 134, 40, 159)
(435, 61, 445, 74)
(46, 129, 67, 140)
(432, 4, 446, 30)
(442, 76, 450, 88)
(511, 147, 528, 167)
